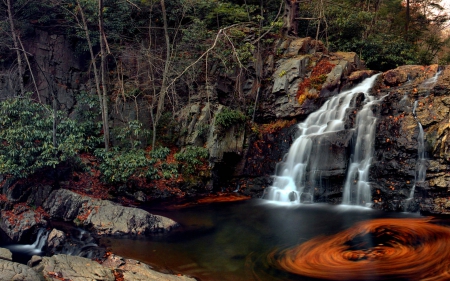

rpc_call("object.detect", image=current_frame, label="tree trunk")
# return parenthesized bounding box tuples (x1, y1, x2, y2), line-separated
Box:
(406, 0, 410, 35)
(152, 0, 171, 149)
(282, 0, 299, 36)
(99, 0, 110, 151)
(6, 0, 25, 95)
(76, 0, 109, 150)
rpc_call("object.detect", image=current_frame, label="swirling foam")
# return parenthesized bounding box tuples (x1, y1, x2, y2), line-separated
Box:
(272, 218, 450, 280)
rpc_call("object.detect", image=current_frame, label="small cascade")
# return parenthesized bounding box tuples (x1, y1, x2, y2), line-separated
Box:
(406, 102, 427, 209)
(6, 226, 101, 262)
(419, 70, 442, 90)
(265, 74, 380, 204)
(342, 94, 382, 206)
(6, 228, 49, 255)
(403, 70, 440, 209)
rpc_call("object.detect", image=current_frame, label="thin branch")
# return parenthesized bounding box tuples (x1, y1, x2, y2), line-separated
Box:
(251, 0, 284, 45)
(17, 37, 41, 103)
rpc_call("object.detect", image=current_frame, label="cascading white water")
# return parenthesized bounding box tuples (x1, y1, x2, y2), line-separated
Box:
(341, 92, 381, 206)
(6, 228, 49, 254)
(265, 74, 380, 204)
(404, 70, 441, 209)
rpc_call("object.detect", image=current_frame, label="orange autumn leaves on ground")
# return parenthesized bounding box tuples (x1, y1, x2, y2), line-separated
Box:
(70, 147, 205, 201)
(297, 60, 335, 104)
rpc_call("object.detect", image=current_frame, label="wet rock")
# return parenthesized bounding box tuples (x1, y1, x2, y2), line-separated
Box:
(0, 205, 47, 242)
(32, 254, 114, 281)
(0, 259, 43, 281)
(133, 191, 147, 202)
(43, 189, 178, 235)
(46, 229, 66, 253)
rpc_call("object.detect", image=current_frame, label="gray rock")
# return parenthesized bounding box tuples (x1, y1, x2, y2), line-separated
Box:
(43, 189, 178, 235)
(0, 259, 43, 281)
(27, 256, 42, 268)
(32, 254, 114, 281)
(102, 254, 195, 281)
(272, 56, 310, 94)
(46, 229, 66, 252)
(0, 207, 47, 242)
(0, 248, 12, 261)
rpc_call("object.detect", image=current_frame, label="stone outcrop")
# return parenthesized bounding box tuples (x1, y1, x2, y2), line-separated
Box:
(0, 249, 42, 280)
(0, 185, 178, 241)
(259, 37, 367, 121)
(21, 254, 196, 281)
(368, 64, 450, 213)
(32, 255, 114, 281)
(102, 254, 196, 281)
(0, 204, 46, 242)
(43, 189, 178, 235)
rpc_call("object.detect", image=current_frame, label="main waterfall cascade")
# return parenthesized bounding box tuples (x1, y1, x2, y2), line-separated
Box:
(265, 74, 381, 205)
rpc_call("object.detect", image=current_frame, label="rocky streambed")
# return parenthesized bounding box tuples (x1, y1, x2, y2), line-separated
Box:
(0, 185, 193, 281)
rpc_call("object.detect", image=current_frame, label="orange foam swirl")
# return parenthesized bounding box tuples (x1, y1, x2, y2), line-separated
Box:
(273, 218, 450, 280)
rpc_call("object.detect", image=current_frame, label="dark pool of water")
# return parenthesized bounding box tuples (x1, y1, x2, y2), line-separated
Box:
(99, 199, 424, 281)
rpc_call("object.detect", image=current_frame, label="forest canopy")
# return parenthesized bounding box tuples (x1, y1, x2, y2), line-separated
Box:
(0, 0, 449, 185)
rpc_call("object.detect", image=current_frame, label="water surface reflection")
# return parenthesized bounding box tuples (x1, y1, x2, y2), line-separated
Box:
(100, 200, 443, 281)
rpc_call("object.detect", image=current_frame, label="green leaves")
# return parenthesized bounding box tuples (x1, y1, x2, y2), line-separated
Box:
(174, 146, 208, 175)
(215, 107, 246, 129)
(0, 95, 97, 178)
(95, 146, 177, 184)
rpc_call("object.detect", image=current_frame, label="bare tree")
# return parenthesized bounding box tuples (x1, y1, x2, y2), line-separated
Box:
(98, 0, 110, 150)
(6, 0, 25, 95)
(75, 0, 110, 150)
(151, 0, 171, 149)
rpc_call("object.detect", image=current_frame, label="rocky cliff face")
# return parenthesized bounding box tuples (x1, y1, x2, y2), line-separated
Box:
(370, 65, 450, 214)
(241, 56, 450, 214)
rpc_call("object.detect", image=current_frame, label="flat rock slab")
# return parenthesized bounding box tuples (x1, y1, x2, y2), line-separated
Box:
(0, 259, 43, 281)
(32, 254, 114, 281)
(43, 189, 178, 235)
(102, 254, 196, 281)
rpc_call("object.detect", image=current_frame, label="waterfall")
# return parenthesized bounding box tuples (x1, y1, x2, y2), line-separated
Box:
(341, 93, 381, 206)
(265, 74, 380, 204)
(404, 70, 440, 209)
(6, 228, 49, 254)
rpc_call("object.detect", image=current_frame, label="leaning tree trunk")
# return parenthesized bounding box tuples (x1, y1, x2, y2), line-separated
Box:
(152, 0, 171, 149)
(282, 0, 299, 36)
(99, 0, 110, 151)
(6, 0, 25, 95)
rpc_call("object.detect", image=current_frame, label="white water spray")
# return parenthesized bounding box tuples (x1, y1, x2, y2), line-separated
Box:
(265, 74, 380, 204)
(342, 92, 383, 206)
(6, 228, 49, 255)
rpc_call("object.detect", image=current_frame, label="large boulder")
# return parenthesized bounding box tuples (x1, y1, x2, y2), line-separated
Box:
(31, 255, 114, 281)
(0, 204, 47, 242)
(43, 189, 178, 235)
(102, 254, 196, 281)
(0, 258, 43, 281)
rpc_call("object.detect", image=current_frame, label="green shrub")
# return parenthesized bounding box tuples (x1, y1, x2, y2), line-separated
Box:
(0, 95, 93, 178)
(215, 107, 246, 129)
(174, 146, 209, 175)
(95, 146, 177, 184)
